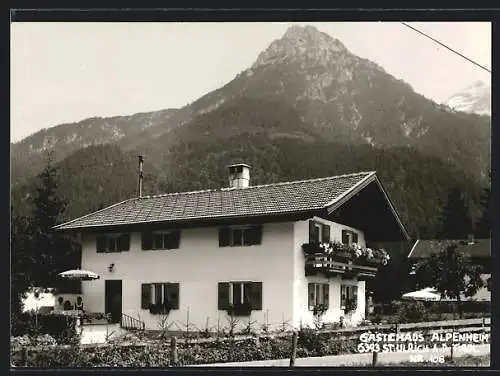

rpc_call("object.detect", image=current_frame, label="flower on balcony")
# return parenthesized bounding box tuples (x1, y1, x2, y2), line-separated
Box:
(302, 241, 390, 266)
(319, 242, 333, 254)
(352, 243, 363, 258)
(366, 247, 374, 259)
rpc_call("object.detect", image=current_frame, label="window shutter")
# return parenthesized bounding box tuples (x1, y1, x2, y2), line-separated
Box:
(322, 224, 330, 243)
(96, 235, 106, 252)
(340, 285, 347, 308)
(352, 231, 358, 244)
(165, 283, 180, 310)
(141, 231, 153, 250)
(217, 282, 230, 310)
(246, 225, 262, 245)
(352, 285, 358, 301)
(254, 225, 263, 245)
(249, 282, 263, 310)
(118, 234, 131, 251)
(154, 283, 163, 305)
(309, 221, 316, 243)
(141, 284, 151, 309)
(171, 231, 181, 249)
(308, 283, 315, 309)
(323, 283, 329, 309)
(341, 230, 349, 244)
(219, 227, 230, 247)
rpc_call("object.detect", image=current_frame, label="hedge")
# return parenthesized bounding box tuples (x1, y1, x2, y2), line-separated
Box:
(11, 330, 360, 367)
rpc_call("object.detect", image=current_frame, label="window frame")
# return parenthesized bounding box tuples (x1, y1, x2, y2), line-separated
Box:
(97, 233, 130, 253)
(308, 282, 329, 311)
(340, 284, 358, 311)
(218, 281, 263, 313)
(152, 230, 180, 250)
(141, 230, 181, 251)
(342, 229, 359, 245)
(231, 226, 252, 247)
(219, 225, 263, 247)
(141, 282, 180, 311)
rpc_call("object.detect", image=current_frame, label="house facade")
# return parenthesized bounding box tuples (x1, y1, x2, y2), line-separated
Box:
(54, 165, 409, 331)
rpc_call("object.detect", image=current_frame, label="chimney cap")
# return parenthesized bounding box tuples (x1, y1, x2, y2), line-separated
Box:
(227, 163, 251, 169)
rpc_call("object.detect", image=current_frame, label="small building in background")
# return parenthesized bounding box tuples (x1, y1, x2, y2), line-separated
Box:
(407, 237, 491, 302)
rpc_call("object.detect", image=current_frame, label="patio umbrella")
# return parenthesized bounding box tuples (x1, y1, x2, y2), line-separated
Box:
(58, 269, 100, 281)
(402, 287, 441, 301)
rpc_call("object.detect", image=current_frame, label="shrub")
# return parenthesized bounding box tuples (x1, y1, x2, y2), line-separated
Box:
(11, 312, 79, 345)
(393, 301, 432, 323)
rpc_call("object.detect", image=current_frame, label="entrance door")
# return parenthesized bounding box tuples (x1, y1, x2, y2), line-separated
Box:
(105, 280, 122, 324)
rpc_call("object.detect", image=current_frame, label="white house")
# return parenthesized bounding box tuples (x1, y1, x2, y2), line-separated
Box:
(54, 164, 409, 331)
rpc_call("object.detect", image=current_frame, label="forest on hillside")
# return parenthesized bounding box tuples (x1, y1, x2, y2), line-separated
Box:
(11, 133, 485, 240)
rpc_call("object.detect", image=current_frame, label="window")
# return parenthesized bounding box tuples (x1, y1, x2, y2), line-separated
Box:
(341, 284, 358, 312)
(219, 226, 262, 247)
(96, 234, 130, 253)
(141, 282, 180, 311)
(218, 281, 263, 312)
(341, 229, 359, 245)
(309, 221, 330, 243)
(141, 230, 181, 250)
(308, 283, 329, 310)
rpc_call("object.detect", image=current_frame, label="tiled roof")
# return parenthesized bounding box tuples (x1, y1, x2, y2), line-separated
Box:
(54, 171, 376, 230)
(408, 239, 491, 259)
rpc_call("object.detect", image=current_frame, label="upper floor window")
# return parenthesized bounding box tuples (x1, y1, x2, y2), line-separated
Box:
(219, 225, 262, 247)
(309, 220, 330, 243)
(342, 229, 358, 245)
(96, 233, 130, 253)
(141, 230, 181, 251)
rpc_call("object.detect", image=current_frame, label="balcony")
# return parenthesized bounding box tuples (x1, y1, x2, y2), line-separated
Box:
(302, 242, 389, 278)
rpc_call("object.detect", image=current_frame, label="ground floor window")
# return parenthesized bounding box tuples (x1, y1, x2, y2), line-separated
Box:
(141, 282, 179, 313)
(308, 283, 329, 311)
(218, 281, 263, 315)
(341, 284, 358, 312)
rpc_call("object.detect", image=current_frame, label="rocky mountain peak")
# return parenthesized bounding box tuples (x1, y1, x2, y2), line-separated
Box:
(252, 24, 349, 69)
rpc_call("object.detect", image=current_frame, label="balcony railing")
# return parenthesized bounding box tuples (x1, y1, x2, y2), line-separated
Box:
(302, 242, 389, 277)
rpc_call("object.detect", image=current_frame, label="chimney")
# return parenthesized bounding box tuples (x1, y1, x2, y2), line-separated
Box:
(227, 163, 250, 189)
(138, 155, 144, 197)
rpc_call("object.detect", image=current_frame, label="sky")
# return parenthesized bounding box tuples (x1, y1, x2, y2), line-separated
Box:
(10, 21, 491, 143)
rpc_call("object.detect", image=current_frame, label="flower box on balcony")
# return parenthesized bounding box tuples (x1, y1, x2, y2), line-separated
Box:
(302, 243, 320, 255)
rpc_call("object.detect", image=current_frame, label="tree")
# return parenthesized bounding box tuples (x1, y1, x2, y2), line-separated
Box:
(31, 153, 81, 288)
(438, 187, 473, 239)
(475, 172, 491, 238)
(11, 152, 81, 313)
(11, 213, 36, 315)
(413, 242, 484, 318)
